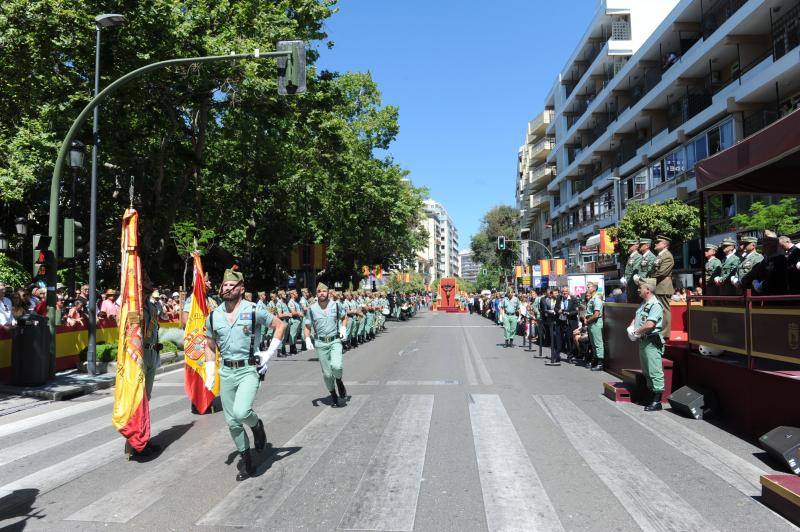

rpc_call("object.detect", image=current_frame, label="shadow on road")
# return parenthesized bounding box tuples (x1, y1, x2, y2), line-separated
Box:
(0, 488, 43, 530)
(130, 421, 195, 463)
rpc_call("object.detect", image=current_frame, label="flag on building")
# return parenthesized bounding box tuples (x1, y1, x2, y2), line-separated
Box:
(553, 259, 566, 275)
(539, 259, 551, 276)
(112, 209, 150, 452)
(183, 253, 218, 413)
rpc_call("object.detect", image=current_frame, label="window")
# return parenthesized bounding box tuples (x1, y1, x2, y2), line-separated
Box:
(649, 160, 664, 187)
(687, 136, 707, 169)
(720, 119, 734, 150)
(663, 147, 686, 180)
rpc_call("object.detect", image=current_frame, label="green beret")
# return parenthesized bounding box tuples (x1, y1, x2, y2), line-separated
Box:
(720, 238, 736, 247)
(316, 282, 329, 291)
(641, 278, 657, 289)
(223, 268, 244, 283)
(656, 235, 671, 244)
(705, 243, 718, 251)
(740, 236, 758, 244)
(639, 238, 652, 245)
(624, 239, 639, 246)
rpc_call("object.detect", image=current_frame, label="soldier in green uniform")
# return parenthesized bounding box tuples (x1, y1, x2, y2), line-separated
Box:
(633, 238, 656, 286)
(299, 288, 311, 351)
(734, 236, 763, 291)
(364, 293, 376, 341)
(633, 278, 665, 411)
(265, 291, 278, 343)
(203, 268, 286, 480)
(275, 290, 292, 356)
(304, 283, 349, 407)
(287, 290, 303, 355)
(652, 235, 675, 339)
(357, 290, 369, 343)
(715, 238, 740, 296)
(703, 244, 722, 298)
(343, 292, 356, 348)
(501, 290, 520, 347)
(621, 239, 642, 304)
(584, 281, 604, 371)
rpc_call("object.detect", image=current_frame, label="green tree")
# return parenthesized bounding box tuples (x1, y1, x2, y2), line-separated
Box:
(385, 271, 424, 293)
(608, 199, 699, 254)
(471, 205, 519, 270)
(731, 198, 800, 235)
(170, 220, 216, 290)
(0, 255, 29, 289)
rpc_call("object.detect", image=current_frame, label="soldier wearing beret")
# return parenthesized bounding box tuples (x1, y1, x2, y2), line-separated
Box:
(621, 239, 642, 304)
(303, 283, 349, 407)
(716, 238, 740, 296)
(735, 236, 763, 291)
(633, 239, 656, 286)
(703, 244, 722, 299)
(652, 235, 675, 339)
(203, 268, 286, 480)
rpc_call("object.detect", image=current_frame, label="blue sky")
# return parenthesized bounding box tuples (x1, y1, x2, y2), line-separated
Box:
(316, 0, 597, 246)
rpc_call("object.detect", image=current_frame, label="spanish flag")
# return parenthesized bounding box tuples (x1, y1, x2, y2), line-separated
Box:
(553, 259, 566, 275)
(183, 253, 218, 413)
(539, 259, 551, 276)
(112, 209, 150, 452)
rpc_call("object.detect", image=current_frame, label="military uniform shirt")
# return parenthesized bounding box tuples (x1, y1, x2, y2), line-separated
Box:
(635, 298, 663, 337)
(639, 251, 657, 277)
(305, 301, 345, 338)
(737, 251, 763, 279)
(276, 300, 291, 319)
(586, 294, 603, 320)
(205, 300, 273, 361)
(266, 300, 277, 315)
(705, 257, 722, 282)
(501, 296, 520, 314)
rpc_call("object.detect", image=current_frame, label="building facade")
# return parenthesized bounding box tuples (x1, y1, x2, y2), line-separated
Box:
(518, 0, 800, 279)
(458, 250, 481, 283)
(419, 199, 459, 279)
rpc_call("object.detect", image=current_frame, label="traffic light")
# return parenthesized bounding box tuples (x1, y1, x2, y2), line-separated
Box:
(497, 235, 506, 251)
(33, 235, 53, 278)
(277, 40, 306, 95)
(63, 218, 84, 259)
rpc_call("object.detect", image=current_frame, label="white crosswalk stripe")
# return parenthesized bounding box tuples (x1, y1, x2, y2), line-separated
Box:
(538, 395, 718, 532)
(64, 394, 304, 524)
(0, 396, 115, 439)
(197, 395, 368, 528)
(0, 394, 183, 467)
(338, 394, 434, 531)
(470, 394, 564, 532)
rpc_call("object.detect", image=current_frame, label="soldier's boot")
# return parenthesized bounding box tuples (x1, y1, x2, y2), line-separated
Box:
(301, 341, 308, 352)
(329, 389, 340, 408)
(289, 343, 298, 355)
(279, 345, 287, 358)
(236, 449, 255, 481)
(336, 378, 347, 401)
(644, 392, 663, 411)
(252, 419, 267, 452)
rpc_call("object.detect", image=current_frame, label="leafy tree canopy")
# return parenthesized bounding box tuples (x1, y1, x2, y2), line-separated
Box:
(731, 198, 800, 235)
(470, 205, 519, 270)
(608, 199, 699, 254)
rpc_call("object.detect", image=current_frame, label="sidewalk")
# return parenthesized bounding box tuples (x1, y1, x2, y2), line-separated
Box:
(0, 351, 184, 401)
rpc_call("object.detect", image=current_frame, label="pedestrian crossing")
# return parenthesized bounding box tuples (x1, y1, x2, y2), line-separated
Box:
(0, 390, 792, 531)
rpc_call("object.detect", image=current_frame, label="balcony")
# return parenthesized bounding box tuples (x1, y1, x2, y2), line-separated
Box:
(702, 0, 748, 40)
(667, 88, 712, 131)
(527, 137, 555, 162)
(529, 192, 550, 211)
(527, 165, 555, 189)
(743, 108, 780, 139)
(773, 2, 800, 61)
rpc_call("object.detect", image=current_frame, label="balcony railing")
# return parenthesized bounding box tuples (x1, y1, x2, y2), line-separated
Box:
(743, 108, 780, 138)
(701, 0, 747, 39)
(773, 2, 800, 60)
(667, 88, 712, 131)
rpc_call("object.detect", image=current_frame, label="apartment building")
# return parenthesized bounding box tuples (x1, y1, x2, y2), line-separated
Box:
(420, 199, 459, 279)
(458, 250, 481, 283)
(522, 0, 800, 276)
(517, 110, 555, 263)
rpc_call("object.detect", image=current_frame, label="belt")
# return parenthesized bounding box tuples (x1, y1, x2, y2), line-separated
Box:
(316, 335, 339, 343)
(143, 342, 162, 350)
(222, 357, 257, 368)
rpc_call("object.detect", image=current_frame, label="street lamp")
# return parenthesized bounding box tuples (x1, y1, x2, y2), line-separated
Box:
(87, 13, 126, 376)
(15, 217, 28, 266)
(69, 140, 86, 170)
(0, 232, 7, 252)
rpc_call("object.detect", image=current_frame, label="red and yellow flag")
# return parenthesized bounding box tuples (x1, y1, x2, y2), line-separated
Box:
(112, 209, 150, 452)
(539, 259, 551, 276)
(599, 229, 614, 255)
(184, 253, 218, 413)
(553, 259, 566, 275)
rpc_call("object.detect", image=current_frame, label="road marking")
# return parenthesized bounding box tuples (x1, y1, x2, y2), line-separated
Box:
(538, 395, 717, 532)
(271, 380, 380, 386)
(65, 394, 303, 523)
(197, 395, 367, 528)
(153, 382, 184, 387)
(385, 380, 460, 386)
(0, 395, 183, 467)
(338, 394, 434, 531)
(0, 396, 115, 439)
(0, 409, 194, 514)
(461, 329, 479, 386)
(463, 327, 493, 385)
(469, 394, 564, 532)
(614, 403, 765, 497)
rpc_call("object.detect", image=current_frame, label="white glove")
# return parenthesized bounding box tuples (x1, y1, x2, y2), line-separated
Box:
(626, 321, 639, 342)
(731, 276, 739, 286)
(305, 337, 315, 351)
(338, 325, 346, 339)
(796, 262, 800, 271)
(258, 338, 282, 375)
(633, 274, 640, 283)
(620, 277, 627, 286)
(714, 277, 721, 286)
(204, 359, 216, 391)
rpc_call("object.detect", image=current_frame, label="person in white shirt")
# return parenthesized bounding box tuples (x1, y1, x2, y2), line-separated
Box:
(0, 283, 15, 330)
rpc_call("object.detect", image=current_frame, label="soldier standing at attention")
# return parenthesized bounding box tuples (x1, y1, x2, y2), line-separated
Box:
(203, 269, 286, 480)
(621, 239, 642, 304)
(633, 278, 665, 412)
(287, 290, 303, 355)
(734, 236, 763, 291)
(265, 291, 278, 344)
(715, 239, 740, 296)
(304, 283, 348, 407)
(703, 244, 722, 298)
(501, 290, 520, 348)
(275, 290, 292, 357)
(584, 281, 604, 371)
(299, 288, 311, 351)
(652, 235, 675, 339)
(633, 238, 656, 286)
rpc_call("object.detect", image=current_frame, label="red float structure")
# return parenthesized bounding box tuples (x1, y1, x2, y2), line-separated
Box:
(436, 277, 464, 313)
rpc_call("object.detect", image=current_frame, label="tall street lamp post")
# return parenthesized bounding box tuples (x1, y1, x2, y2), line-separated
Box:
(87, 14, 126, 375)
(15, 217, 27, 267)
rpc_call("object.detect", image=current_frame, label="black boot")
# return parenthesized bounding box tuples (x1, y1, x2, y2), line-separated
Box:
(301, 341, 308, 351)
(644, 392, 663, 411)
(289, 344, 298, 355)
(336, 378, 347, 401)
(590, 362, 604, 371)
(279, 345, 287, 358)
(329, 389, 340, 408)
(252, 419, 266, 452)
(236, 449, 255, 481)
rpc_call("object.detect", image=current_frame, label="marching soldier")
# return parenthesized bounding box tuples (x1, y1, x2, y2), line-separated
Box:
(621, 239, 642, 303)
(275, 290, 292, 356)
(203, 268, 286, 480)
(632, 278, 665, 412)
(299, 288, 311, 351)
(303, 283, 348, 407)
(287, 290, 303, 355)
(703, 244, 722, 299)
(584, 281, 604, 371)
(364, 292, 376, 341)
(634, 238, 656, 285)
(652, 235, 674, 339)
(501, 290, 520, 348)
(716, 238, 740, 296)
(735, 236, 763, 291)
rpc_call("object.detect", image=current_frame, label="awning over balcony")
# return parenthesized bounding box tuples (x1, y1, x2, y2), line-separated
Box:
(695, 108, 800, 194)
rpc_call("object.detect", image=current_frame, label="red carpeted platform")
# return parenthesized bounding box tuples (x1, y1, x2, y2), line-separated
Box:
(760, 474, 800, 526)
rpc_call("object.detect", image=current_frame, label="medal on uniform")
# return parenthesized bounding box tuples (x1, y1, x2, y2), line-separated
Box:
(243, 325, 251, 335)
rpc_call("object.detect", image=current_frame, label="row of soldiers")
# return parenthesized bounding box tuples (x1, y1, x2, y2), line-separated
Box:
(619, 235, 675, 337)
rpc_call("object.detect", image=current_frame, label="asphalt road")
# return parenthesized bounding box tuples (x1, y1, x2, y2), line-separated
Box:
(0, 309, 796, 531)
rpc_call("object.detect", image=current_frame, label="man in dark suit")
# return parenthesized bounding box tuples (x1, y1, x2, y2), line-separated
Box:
(750, 231, 788, 296)
(541, 289, 560, 362)
(556, 286, 579, 362)
(780, 235, 800, 295)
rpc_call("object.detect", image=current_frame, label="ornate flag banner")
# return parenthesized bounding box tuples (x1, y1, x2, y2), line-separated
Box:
(184, 253, 218, 412)
(112, 209, 150, 452)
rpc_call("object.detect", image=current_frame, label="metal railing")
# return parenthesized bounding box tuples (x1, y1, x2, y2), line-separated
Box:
(743, 108, 780, 138)
(773, 1, 800, 60)
(701, 0, 748, 39)
(668, 89, 712, 131)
